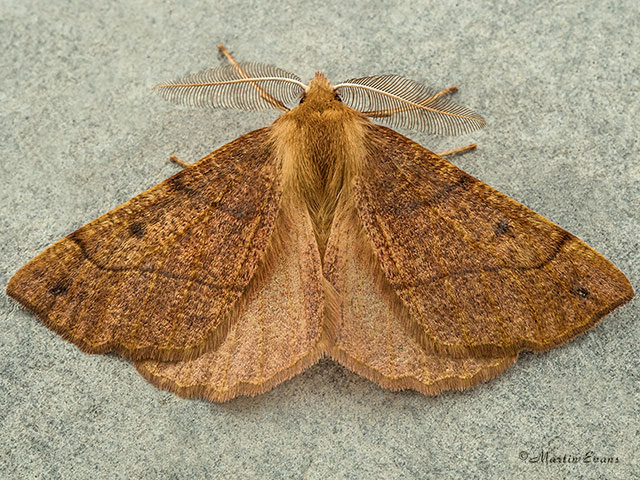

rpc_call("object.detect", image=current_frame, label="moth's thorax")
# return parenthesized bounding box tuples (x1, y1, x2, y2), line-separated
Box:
(270, 75, 369, 257)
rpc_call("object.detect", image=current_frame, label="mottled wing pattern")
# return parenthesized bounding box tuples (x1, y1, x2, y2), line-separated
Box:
(353, 125, 634, 358)
(136, 197, 327, 401)
(7, 128, 282, 361)
(325, 201, 516, 394)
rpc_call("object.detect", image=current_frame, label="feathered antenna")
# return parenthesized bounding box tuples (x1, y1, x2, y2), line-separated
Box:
(334, 75, 486, 135)
(153, 62, 307, 111)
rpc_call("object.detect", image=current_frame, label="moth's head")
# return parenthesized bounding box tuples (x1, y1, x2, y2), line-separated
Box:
(297, 72, 343, 111)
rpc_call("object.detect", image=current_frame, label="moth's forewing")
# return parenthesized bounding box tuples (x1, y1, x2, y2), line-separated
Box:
(7, 128, 283, 362)
(351, 125, 634, 359)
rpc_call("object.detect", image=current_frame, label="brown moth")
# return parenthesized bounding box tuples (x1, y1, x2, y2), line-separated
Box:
(6, 46, 634, 402)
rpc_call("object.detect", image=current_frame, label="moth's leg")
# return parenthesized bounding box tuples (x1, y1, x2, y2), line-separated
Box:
(437, 143, 477, 157)
(169, 155, 192, 168)
(430, 85, 458, 101)
(217, 44, 242, 70)
(217, 44, 289, 112)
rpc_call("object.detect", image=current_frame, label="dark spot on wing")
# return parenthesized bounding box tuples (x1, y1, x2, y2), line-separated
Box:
(168, 174, 196, 195)
(67, 230, 81, 243)
(49, 280, 71, 296)
(457, 174, 474, 188)
(571, 283, 590, 298)
(494, 220, 511, 236)
(128, 221, 146, 238)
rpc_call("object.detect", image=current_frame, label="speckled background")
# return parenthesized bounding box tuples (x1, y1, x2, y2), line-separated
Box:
(1, 1, 638, 479)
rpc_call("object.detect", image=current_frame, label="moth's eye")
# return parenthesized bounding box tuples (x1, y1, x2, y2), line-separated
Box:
(299, 94, 306, 104)
(334, 92, 342, 102)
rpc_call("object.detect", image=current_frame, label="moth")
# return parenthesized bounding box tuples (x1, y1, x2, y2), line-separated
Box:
(7, 45, 634, 402)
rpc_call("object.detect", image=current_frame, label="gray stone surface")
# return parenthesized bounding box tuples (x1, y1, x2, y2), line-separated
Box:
(1, 1, 638, 478)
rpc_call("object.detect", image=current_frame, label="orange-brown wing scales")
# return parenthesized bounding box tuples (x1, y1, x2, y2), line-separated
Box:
(136, 198, 326, 401)
(6, 127, 282, 361)
(325, 204, 516, 394)
(354, 125, 633, 357)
